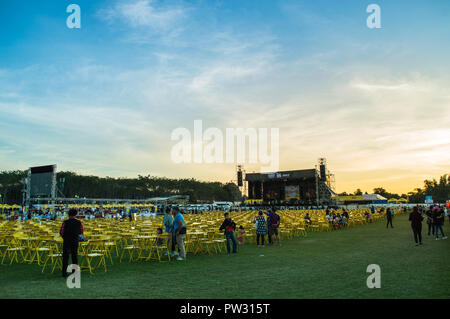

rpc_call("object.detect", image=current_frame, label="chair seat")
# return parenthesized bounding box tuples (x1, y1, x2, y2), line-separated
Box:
(88, 253, 104, 257)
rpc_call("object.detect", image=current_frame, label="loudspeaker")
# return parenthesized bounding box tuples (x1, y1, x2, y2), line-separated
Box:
(29, 165, 56, 198)
(237, 170, 243, 187)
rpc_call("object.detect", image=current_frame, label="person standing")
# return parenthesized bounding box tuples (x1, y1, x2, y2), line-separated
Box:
(265, 208, 281, 246)
(433, 207, 447, 240)
(409, 206, 423, 246)
(237, 226, 245, 245)
(386, 208, 394, 228)
(425, 208, 434, 236)
(172, 207, 186, 260)
(219, 212, 238, 253)
(446, 206, 450, 223)
(163, 207, 175, 256)
(255, 211, 267, 247)
(59, 209, 84, 277)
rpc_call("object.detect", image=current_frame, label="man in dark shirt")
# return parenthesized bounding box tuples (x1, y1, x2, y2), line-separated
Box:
(219, 212, 237, 253)
(409, 206, 423, 246)
(60, 209, 84, 277)
(265, 208, 281, 245)
(386, 208, 393, 228)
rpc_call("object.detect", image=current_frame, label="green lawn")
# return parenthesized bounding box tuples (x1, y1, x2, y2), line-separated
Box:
(1, 213, 449, 299)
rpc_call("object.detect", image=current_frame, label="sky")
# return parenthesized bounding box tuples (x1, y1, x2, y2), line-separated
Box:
(0, 0, 449, 195)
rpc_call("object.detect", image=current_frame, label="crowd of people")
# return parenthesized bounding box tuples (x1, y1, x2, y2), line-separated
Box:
(3, 203, 449, 278)
(409, 205, 447, 246)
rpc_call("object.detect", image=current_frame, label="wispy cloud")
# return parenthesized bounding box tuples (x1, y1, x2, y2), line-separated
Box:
(98, 0, 188, 35)
(351, 82, 412, 91)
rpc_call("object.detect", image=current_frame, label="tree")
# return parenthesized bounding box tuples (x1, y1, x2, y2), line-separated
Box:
(0, 170, 244, 204)
(373, 187, 400, 200)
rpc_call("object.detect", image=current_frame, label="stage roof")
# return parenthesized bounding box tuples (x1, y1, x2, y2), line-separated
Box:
(245, 169, 317, 182)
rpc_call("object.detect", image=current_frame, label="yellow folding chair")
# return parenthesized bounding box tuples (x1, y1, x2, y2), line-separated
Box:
(2, 235, 26, 265)
(80, 240, 107, 274)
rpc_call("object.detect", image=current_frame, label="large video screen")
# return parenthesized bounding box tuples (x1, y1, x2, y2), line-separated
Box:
(285, 185, 300, 201)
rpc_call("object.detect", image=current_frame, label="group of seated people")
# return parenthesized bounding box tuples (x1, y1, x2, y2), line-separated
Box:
(301, 211, 349, 230)
(363, 211, 374, 223)
(324, 211, 349, 229)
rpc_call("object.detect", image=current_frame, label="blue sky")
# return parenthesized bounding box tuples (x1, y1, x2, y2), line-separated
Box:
(1, 0, 449, 193)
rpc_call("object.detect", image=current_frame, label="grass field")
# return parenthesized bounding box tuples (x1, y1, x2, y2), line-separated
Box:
(1, 213, 449, 299)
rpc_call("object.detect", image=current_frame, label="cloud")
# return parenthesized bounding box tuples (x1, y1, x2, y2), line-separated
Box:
(1, 1, 449, 193)
(98, 0, 188, 33)
(351, 82, 412, 91)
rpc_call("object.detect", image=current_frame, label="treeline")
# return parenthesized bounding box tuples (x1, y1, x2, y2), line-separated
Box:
(1, 170, 448, 205)
(0, 171, 242, 204)
(339, 174, 450, 203)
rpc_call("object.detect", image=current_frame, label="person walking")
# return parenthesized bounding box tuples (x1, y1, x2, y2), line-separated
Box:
(386, 208, 394, 228)
(59, 209, 84, 277)
(219, 212, 238, 253)
(172, 207, 187, 260)
(255, 211, 267, 247)
(409, 206, 423, 246)
(432, 207, 447, 240)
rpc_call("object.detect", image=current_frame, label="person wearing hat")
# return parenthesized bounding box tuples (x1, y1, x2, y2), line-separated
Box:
(59, 209, 84, 277)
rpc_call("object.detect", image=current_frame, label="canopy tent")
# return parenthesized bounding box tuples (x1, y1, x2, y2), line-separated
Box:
(388, 198, 408, 203)
(333, 194, 387, 203)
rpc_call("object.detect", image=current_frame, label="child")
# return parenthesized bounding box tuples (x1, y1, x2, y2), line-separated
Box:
(341, 215, 348, 227)
(237, 226, 245, 244)
(155, 227, 164, 247)
(332, 215, 340, 230)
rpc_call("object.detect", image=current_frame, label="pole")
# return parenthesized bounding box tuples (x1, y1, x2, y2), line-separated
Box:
(315, 168, 319, 207)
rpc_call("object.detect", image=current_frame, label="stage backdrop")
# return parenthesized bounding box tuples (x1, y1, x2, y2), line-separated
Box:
(285, 185, 300, 201)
